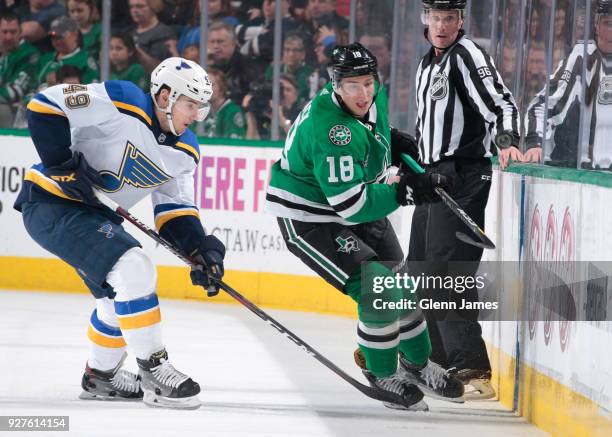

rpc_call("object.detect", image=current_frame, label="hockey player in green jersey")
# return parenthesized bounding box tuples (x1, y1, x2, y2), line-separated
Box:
(265, 43, 464, 410)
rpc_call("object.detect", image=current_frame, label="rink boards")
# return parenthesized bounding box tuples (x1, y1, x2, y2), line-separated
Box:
(1, 131, 611, 436)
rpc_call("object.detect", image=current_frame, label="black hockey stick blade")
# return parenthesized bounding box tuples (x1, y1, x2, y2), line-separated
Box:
(93, 191, 420, 409)
(400, 153, 496, 250)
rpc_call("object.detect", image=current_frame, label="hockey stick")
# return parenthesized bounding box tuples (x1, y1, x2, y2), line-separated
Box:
(94, 191, 418, 408)
(401, 153, 496, 250)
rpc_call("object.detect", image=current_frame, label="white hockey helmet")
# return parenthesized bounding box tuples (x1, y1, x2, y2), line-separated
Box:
(150, 57, 213, 135)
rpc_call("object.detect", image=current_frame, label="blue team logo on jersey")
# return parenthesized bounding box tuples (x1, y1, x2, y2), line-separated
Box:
(99, 142, 171, 193)
(97, 223, 114, 239)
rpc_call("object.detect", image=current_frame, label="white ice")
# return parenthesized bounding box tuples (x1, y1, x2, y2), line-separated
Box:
(0, 290, 548, 437)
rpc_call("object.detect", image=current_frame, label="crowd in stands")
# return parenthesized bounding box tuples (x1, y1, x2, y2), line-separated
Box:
(0, 0, 393, 139)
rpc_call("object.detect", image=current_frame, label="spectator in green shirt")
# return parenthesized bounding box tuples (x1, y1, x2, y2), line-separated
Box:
(37, 16, 99, 89)
(264, 32, 313, 102)
(68, 0, 101, 62)
(110, 31, 148, 91)
(0, 11, 39, 126)
(202, 67, 246, 139)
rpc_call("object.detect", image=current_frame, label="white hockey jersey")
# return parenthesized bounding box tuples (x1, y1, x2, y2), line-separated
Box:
(18, 80, 201, 230)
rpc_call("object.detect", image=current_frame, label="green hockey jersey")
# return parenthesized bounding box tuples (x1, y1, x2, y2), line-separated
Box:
(0, 40, 39, 104)
(265, 83, 400, 224)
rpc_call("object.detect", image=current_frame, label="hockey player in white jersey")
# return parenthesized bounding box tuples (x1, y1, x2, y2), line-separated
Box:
(14, 57, 225, 410)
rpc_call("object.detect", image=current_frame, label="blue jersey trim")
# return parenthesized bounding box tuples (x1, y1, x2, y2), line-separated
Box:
(32, 92, 62, 110)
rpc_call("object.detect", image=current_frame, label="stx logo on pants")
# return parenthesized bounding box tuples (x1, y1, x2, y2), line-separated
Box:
(336, 235, 360, 253)
(51, 173, 76, 182)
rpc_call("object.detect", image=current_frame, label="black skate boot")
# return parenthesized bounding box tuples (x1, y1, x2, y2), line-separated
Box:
(399, 354, 465, 403)
(79, 354, 143, 401)
(448, 368, 495, 400)
(137, 349, 201, 410)
(354, 349, 427, 411)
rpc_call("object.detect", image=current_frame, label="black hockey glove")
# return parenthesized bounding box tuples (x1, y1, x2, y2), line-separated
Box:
(190, 235, 226, 297)
(46, 151, 105, 205)
(390, 128, 420, 167)
(396, 172, 450, 206)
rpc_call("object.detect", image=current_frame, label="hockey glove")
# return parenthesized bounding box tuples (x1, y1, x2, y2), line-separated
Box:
(46, 151, 105, 205)
(396, 172, 450, 206)
(390, 128, 420, 167)
(190, 235, 226, 297)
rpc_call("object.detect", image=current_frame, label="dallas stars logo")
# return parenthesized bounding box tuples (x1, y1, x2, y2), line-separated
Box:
(336, 235, 360, 253)
(329, 124, 352, 146)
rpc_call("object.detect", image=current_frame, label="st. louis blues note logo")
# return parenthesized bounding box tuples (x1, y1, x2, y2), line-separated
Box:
(99, 142, 171, 192)
(97, 223, 114, 239)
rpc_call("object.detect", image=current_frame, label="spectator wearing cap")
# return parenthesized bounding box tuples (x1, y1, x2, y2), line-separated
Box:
(0, 11, 39, 127)
(264, 32, 312, 101)
(236, 0, 297, 79)
(208, 20, 250, 103)
(129, 0, 176, 74)
(110, 31, 148, 90)
(68, 0, 101, 62)
(16, 0, 65, 53)
(36, 16, 99, 89)
(202, 67, 246, 139)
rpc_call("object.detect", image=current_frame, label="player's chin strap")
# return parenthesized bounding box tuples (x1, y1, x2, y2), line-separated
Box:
(152, 95, 180, 136)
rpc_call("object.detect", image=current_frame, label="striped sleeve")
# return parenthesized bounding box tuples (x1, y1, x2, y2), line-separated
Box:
(153, 174, 206, 256)
(455, 40, 520, 144)
(524, 42, 594, 148)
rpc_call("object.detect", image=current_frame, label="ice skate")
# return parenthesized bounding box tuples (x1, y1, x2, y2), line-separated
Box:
(449, 368, 496, 400)
(354, 349, 428, 411)
(79, 353, 143, 401)
(399, 354, 465, 403)
(137, 349, 201, 410)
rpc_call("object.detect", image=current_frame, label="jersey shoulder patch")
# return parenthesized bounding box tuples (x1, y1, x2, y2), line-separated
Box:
(328, 124, 352, 146)
(104, 80, 153, 127)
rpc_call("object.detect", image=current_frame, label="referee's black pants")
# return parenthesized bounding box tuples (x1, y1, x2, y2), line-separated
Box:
(407, 158, 492, 372)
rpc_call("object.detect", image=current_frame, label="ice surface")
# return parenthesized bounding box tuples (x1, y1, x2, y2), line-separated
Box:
(0, 290, 547, 436)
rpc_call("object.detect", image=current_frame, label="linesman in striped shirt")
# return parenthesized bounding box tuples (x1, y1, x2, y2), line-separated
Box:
(406, 0, 522, 399)
(524, 0, 612, 169)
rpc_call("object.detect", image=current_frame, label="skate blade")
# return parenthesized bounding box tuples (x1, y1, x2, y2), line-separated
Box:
(79, 391, 142, 402)
(383, 399, 429, 412)
(143, 391, 201, 410)
(418, 386, 465, 404)
(464, 379, 496, 400)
